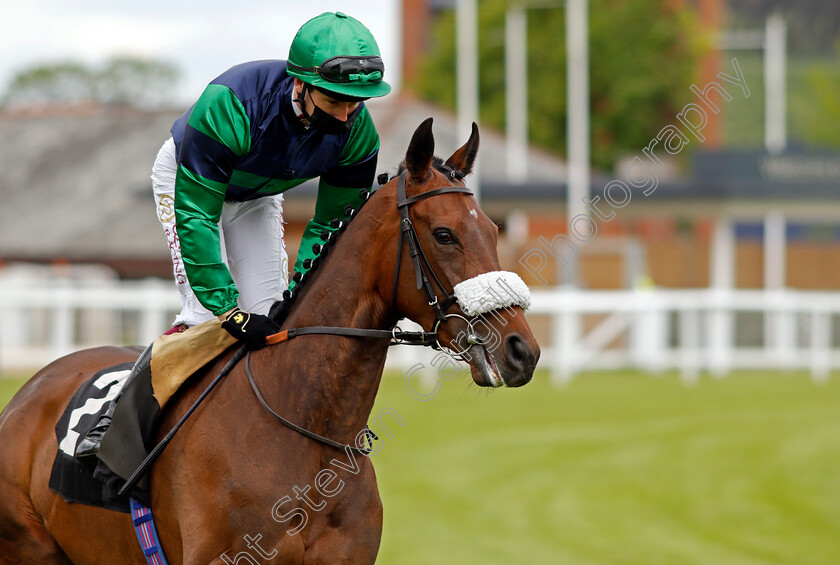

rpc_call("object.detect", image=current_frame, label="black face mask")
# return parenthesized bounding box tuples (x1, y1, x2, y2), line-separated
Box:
(296, 85, 361, 135)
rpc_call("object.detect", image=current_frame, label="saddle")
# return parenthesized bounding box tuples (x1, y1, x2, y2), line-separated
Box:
(49, 321, 237, 511)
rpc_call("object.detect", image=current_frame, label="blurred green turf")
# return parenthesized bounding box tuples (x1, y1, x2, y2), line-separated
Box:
(369, 369, 840, 565)
(0, 376, 29, 407)
(2, 370, 838, 564)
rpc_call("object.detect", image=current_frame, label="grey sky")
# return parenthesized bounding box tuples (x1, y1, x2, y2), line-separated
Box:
(1, 1, 401, 105)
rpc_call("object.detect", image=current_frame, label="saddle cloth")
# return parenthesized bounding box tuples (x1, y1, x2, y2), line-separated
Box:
(49, 321, 237, 511)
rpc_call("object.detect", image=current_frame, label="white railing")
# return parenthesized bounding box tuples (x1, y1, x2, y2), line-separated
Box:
(0, 276, 837, 384)
(0, 277, 180, 372)
(529, 287, 838, 385)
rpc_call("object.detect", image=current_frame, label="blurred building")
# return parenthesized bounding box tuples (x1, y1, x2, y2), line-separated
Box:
(0, 0, 838, 295)
(0, 98, 567, 281)
(396, 0, 840, 294)
(1, 0, 839, 376)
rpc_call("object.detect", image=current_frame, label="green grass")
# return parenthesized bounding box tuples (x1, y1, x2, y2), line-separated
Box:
(370, 370, 840, 565)
(0, 375, 29, 406)
(2, 370, 839, 564)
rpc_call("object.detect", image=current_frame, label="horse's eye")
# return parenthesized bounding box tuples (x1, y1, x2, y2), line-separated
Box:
(434, 229, 456, 245)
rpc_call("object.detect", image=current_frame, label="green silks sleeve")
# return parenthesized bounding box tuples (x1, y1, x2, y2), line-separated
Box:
(175, 84, 252, 315)
(175, 166, 237, 315)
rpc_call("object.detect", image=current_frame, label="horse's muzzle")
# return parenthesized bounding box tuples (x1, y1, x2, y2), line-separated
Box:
(499, 333, 539, 387)
(468, 333, 539, 388)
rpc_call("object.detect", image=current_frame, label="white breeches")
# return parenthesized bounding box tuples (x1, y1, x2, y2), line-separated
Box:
(151, 138, 289, 327)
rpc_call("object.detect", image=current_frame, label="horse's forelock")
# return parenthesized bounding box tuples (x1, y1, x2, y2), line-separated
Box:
(394, 156, 449, 178)
(391, 158, 464, 189)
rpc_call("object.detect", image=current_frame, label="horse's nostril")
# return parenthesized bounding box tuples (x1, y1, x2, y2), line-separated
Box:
(504, 334, 531, 371)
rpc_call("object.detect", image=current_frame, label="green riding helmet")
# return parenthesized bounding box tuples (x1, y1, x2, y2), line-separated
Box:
(287, 12, 392, 100)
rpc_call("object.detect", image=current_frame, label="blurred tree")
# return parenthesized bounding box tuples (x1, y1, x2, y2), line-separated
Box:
(3, 56, 180, 109)
(94, 57, 179, 107)
(411, 0, 703, 171)
(3, 62, 94, 106)
(802, 51, 840, 147)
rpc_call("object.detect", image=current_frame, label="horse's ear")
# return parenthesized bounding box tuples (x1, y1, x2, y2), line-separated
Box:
(404, 117, 435, 181)
(444, 122, 480, 176)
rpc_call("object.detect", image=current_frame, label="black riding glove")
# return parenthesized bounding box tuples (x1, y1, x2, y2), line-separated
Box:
(221, 308, 280, 350)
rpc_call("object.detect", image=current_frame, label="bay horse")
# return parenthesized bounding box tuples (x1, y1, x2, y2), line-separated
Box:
(0, 118, 539, 564)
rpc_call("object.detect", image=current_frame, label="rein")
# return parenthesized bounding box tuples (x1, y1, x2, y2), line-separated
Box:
(246, 169, 474, 454)
(245, 352, 377, 456)
(265, 326, 437, 347)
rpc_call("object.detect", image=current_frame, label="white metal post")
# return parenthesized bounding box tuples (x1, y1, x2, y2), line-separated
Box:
(51, 284, 74, 361)
(457, 0, 481, 202)
(679, 309, 700, 385)
(711, 217, 735, 290)
(505, 6, 528, 184)
(764, 13, 787, 154)
(709, 217, 735, 376)
(565, 0, 590, 286)
(632, 287, 667, 374)
(556, 304, 581, 386)
(763, 211, 793, 368)
(763, 211, 786, 290)
(809, 310, 831, 384)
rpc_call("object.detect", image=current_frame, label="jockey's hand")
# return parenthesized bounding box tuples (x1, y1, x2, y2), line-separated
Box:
(220, 308, 280, 350)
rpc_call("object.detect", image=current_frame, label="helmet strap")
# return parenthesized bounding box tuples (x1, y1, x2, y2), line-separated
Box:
(293, 83, 312, 126)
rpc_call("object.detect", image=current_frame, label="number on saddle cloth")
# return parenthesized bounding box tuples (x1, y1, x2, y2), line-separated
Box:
(49, 362, 136, 513)
(49, 324, 239, 512)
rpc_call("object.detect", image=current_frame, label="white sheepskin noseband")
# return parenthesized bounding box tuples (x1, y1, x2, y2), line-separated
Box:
(453, 271, 531, 317)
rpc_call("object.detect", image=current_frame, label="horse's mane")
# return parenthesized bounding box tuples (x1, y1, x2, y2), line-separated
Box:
(267, 185, 372, 326)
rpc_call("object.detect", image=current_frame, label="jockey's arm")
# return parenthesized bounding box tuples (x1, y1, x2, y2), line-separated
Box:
(174, 84, 251, 317)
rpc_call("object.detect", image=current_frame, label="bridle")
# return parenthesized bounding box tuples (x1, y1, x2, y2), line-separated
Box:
(392, 169, 473, 332)
(247, 168, 478, 456)
(264, 169, 475, 350)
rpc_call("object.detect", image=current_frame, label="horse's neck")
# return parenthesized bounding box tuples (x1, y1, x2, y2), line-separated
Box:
(284, 195, 394, 332)
(262, 196, 395, 438)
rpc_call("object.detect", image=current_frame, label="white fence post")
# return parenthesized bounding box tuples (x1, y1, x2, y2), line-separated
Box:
(632, 288, 667, 374)
(50, 283, 75, 362)
(708, 292, 733, 377)
(679, 308, 701, 385)
(709, 217, 735, 378)
(809, 310, 831, 384)
(555, 309, 577, 385)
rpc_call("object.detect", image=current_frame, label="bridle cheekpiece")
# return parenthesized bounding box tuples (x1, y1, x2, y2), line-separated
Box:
(392, 169, 473, 329)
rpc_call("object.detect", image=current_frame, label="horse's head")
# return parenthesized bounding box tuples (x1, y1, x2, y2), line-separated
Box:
(376, 118, 540, 387)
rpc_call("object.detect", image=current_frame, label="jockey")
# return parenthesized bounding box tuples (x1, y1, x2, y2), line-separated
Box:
(159, 10, 391, 347)
(75, 11, 390, 458)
